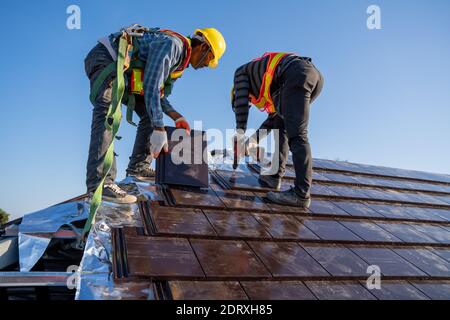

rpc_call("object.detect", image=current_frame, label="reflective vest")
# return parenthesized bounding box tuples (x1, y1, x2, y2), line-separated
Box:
(130, 29, 192, 97)
(249, 52, 289, 114)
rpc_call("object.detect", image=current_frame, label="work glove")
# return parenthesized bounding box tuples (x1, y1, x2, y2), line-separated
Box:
(245, 133, 266, 162)
(175, 116, 191, 135)
(232, 132, 246, 168)
(150, 130, 169, 159)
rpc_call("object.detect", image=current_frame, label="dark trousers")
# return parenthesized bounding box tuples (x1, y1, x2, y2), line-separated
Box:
(258, 58, 324, 198)
(84, 43, 153, 192)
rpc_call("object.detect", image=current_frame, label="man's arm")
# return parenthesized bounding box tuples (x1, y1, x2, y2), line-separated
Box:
(161, 96, 177, 115)
(232, 65, 251, 132)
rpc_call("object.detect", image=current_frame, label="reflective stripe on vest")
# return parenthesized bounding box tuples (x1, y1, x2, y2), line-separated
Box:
(249, 52, 288, 114)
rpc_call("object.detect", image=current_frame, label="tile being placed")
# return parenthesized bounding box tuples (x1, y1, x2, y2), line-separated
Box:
(241, 281, 317, 300)
(409, 281, 450, 300)
(304, 281, 376, 300)
(375, 222, 437, 244)
(203, 210, 271, 239)
(301, 244, 370, 277)
(350, 247, 427, 277)
(168, 186, 225, 209)
(156, 126, 208, 188)
(124, 236, 204, 279)
(359, 281, 429, 300)
(248, 241, 329, 277)
(340, 221, 402, 243)
(253, 213, 319, 240)
(393, 248, 450, 277)
(150, 206, 216, 236)
(308, 200, 349, 217)
(190, 239, 271, 279)
(332, 201, 383, 218)
(301, 219, 363, 242)
(169, 281, 248, 300)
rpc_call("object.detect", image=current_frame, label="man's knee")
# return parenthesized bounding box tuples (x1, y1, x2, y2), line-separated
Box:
(289, 133, 309, 147)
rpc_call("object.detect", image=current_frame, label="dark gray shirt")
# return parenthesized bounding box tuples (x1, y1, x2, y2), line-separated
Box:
(232, 54, 311, 131)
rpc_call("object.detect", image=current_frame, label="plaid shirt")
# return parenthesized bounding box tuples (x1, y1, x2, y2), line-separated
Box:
(136, 32, 186, 127)
(108, 31, 186, 127)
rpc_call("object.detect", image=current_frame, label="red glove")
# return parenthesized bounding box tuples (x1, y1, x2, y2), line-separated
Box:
(175, 116, 191, 135)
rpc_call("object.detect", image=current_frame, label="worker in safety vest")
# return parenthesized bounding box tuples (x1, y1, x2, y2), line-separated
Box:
(85, 24, 226, 204)
(232, 53, 324, 208)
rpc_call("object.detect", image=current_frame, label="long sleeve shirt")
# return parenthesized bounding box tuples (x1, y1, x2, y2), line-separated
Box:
(108, 31, 186, 128)
(231, 54, 305, 131)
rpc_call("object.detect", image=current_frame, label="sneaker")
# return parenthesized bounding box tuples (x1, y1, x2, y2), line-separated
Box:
(102, 183, 137, 204)
(258, 174, 281, 190)
(126, 167, 156, 180)
(267, 187, 311, 208)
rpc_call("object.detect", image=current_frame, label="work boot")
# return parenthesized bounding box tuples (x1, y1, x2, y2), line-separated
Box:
(126, 167, 156, 180)
(267, 187, 311, 208)
(258, 174, 281, 190)
(102, 183, 137, 204)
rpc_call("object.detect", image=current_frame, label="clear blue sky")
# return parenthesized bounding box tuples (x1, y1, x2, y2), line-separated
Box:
(1, 0, 449, 220)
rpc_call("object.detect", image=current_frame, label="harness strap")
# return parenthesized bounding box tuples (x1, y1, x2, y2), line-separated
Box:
(89, 62, 116, 104)
(83, 32, 129, 237)
(98, 36, 118, 61)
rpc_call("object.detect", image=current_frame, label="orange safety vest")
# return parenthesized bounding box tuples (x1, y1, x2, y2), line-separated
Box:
(249, 52, 289, 114)
(130, 29, 192, 96)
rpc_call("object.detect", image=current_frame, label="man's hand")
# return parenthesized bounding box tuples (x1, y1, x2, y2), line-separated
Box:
(245, 132, 266, 162)
(150, 128, 168, 159)
(232, 132, 246, 168)
(175, 116, 191, 135)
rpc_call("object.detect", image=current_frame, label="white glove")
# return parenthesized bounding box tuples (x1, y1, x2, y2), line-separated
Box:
(246, 133, 266, 161)
(245, 133, 258, 156)
(150, 130, 169, 158)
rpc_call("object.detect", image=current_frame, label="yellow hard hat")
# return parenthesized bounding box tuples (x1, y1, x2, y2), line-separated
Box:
(194, 28, 226, 68)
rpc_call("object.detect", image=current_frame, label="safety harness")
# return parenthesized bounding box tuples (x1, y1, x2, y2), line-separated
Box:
(82, 25, 191, 237)
(249, 52, 289, 114)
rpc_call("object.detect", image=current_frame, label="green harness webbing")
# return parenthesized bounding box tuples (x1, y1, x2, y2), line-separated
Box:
(82, 33, 129, 237)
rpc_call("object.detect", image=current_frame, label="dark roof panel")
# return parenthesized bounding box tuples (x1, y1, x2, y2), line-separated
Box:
(110, 158, 450, 299)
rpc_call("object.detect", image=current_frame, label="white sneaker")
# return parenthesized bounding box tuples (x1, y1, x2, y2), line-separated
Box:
(102, 183, 137, 204)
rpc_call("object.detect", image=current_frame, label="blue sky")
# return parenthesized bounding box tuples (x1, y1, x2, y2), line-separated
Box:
(1, 0, 449, 220)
